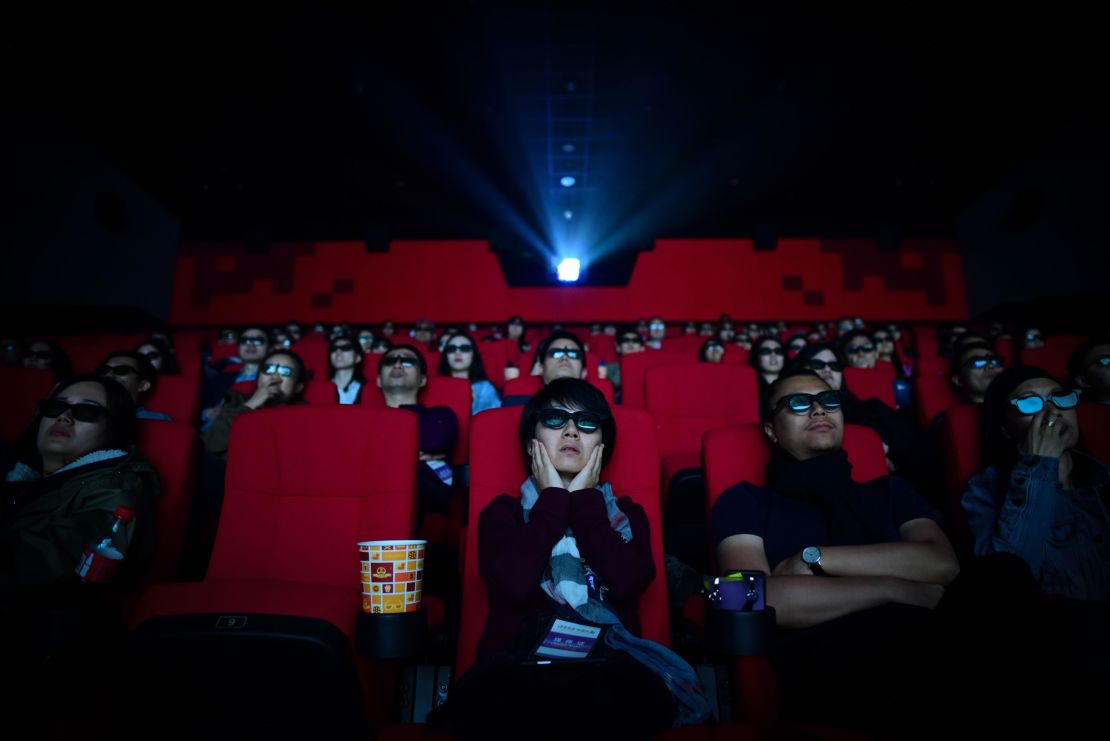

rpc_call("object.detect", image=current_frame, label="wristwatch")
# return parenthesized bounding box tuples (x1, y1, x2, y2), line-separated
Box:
(801, 546, 825, 575)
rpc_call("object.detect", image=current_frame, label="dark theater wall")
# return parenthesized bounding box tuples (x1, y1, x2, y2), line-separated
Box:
(169, 238, 967, 325)
(958, 119, 1110, 320)
(0, 114, 181, 322)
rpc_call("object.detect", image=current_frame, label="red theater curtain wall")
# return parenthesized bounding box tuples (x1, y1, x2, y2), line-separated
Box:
(170, 238, 967, 324)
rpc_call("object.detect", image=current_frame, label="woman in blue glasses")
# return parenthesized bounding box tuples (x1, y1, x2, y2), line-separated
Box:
(963, 365, 1109, 603)
(440, 377, 708, 735)
(435, 330, 501, 415)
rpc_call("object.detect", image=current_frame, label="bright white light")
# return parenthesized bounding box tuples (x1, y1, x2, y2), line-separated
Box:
(563, 210, 573, 220)
(557, 258, 580, 282)
(560, 176, 576, 187)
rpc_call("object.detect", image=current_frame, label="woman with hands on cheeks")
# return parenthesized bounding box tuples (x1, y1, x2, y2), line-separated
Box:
(435, 378, 710, 737)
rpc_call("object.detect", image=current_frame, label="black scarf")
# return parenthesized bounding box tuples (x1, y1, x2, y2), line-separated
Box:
(767, 448, 880, 545)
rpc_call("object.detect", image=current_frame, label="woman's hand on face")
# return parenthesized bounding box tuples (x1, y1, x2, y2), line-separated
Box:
(1018, 409, 1070, 459)
(568, 443, 603, 492)
(531, 439, 564, 490)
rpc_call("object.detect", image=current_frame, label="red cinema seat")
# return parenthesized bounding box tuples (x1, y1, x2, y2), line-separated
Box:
(302, 377, 339, 405)
(1079, 402, 1110, 465)
(135, 420, 198, 584)
(207, 341, 239, 364)
(502, 375, 615, 404)
(1020, 335, 1086, 381)
(619, 351, 689, 408)
(645, 364, 760, 485)
(844, 365, 896, 408)
(143, 374, 200, 423)
(661, 335, 705, 357)
(938, 404, 984, 561)
(127, 406, 420, 735)
(417, 376, 471, 466)
(456, 406, 670, 677)
(476, 339, 508, 387)
(0, 367, 57, 441)
(703, 423, 889, 514)
(291, 337, 329, 382)
(913, 373, 962, 429)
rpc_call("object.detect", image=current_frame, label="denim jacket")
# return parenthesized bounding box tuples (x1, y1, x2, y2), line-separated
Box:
(962, 452, 1110, 604)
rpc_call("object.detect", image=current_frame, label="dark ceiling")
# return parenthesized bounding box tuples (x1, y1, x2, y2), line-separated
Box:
(2, 3, 1103, 282)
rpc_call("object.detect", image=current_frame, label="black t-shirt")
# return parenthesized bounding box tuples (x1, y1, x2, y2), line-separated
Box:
(711, 475, 938, 570)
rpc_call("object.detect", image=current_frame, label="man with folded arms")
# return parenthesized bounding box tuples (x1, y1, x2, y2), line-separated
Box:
(712, 369, 959, 732)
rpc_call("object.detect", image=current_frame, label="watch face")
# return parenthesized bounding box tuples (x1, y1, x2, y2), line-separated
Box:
(802, 546, 821, 565)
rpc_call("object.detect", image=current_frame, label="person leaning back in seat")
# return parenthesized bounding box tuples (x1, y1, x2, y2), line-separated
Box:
(200, 349, 307, 459)
(712, 368, 958, 732)
(374, 344, 458, 518)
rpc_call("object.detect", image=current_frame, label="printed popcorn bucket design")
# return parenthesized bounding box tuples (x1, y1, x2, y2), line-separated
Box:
(358, 540, 427, 614)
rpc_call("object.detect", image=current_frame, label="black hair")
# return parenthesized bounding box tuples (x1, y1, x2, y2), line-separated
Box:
(787, 343, 859, 402)
(950, 340, 995, 377)
(23, 337, 73, 378)
(136, 335, 181, 375)
(327, 335, 365, 386)
(698, 337, 726, 363)
(518, 378, 616, 475)
(761, 368, 826, 423)
(1067, 336, 1110, 383)
(836, 329, 875, 357)
(750, 335, 785, 372)
(435, 331, 490, 383)
(377, 343, 427, 377)
(15, 373, 138, 470)
(369, 338, 393, 353)
(982, 365, 1058, 473)
(99, 350, 158, 384)
(261, 349, 307, 391)
(531, 330, 586, 371)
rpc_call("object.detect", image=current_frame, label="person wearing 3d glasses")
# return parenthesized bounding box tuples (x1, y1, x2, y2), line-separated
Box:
(712, 369, 958, 733)
(200, 349, 306, 460)
(963, 365, 1110, 604)
(434, 378, 709, 736)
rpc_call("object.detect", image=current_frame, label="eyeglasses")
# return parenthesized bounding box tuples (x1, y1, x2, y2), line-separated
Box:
(1009, 390, 1081, 415)
(1025, 333, 1042, 342)
(26, 351, 54, 360)
(262, 363, 296, 378)
(1092, 355, 1110, 368)
(758, 346, 786, 357)
(445, 343, 474, 354)
(39, 399, 109, 423)
(537, 408, 605, 433)
(773, 390, 844, 416)
(873, 335, 891, 343)
(964, 355, 1003, 370)
(384, 355, 418, 368)
(618, 336, 642, 345)
(97, 364, 141, 378)
(547, 347, 583, 360)
(240, 336, 267, 346)
(705, 343, 724, 351)
(845, 344, 876, 354)
(331, 344, 356, 353)
(649, 322, 665, 330)
(806, 359, 842, 372)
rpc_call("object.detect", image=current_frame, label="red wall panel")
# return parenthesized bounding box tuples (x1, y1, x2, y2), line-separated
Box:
(171, 238, 966, 325)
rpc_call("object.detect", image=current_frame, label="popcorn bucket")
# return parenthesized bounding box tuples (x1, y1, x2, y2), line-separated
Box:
(358, 539, 427, 614)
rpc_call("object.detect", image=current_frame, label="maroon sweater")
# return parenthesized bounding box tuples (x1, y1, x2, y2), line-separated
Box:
(476, 486, 656, 658)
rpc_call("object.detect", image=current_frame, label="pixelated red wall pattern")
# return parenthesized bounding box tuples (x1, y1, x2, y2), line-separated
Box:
(170, 238, 967, 324)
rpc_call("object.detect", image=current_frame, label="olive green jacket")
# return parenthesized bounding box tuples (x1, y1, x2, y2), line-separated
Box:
(1, 449, 161, 587)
